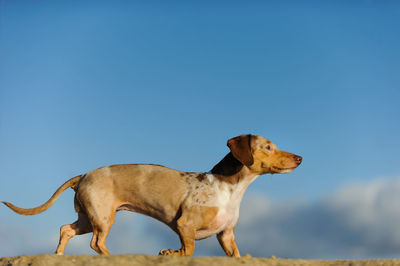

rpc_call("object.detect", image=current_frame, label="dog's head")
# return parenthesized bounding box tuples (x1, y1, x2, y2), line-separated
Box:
(227, 134, 302, 175)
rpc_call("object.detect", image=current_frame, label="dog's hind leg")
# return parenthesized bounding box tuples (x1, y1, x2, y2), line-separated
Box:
(89, 210, 115, 255)
(96, 227, 112, 255)
(55, 212, 92, 255)
(77, 183, 117, 255)
(85, 198, 116, 255)
(90, 230, 101, 254)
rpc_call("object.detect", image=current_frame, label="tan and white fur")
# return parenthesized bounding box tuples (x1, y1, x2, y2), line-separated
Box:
(2, 134, 302, 257)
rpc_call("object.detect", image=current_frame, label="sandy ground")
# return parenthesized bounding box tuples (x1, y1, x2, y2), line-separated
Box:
(1, 255, 400, 266)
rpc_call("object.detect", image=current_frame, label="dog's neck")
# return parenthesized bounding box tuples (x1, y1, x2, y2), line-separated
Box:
(210, 152, 258, 185)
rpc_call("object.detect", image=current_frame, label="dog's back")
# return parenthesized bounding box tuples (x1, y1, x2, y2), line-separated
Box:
(76, 164, 190, 224)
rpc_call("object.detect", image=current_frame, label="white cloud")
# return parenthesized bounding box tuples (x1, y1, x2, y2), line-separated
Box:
(235, 176, 400, 259)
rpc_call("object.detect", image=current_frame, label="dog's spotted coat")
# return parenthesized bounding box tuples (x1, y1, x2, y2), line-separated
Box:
(3, 134, 302, 257)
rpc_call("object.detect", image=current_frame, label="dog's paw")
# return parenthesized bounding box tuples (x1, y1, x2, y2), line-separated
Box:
(158, 248, 176, 256)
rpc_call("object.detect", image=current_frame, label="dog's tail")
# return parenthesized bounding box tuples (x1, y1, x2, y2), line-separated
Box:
(2, 175, 82, 215)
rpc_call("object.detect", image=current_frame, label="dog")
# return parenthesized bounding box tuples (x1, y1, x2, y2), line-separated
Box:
(3, 134, 302, 257)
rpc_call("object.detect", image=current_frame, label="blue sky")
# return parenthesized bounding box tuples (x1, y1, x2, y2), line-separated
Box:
(1, 0, 400, 259)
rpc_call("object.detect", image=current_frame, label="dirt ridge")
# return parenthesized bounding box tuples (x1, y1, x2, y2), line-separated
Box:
(1, 254, 400, 266)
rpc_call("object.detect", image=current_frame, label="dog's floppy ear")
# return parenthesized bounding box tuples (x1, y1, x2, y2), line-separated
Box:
(227, 134, 254, 166)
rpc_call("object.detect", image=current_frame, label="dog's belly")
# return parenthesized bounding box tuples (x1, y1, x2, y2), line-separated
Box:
(195, 209, 235, 240)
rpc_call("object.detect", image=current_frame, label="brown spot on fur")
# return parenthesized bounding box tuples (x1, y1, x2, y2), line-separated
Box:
(211, 152, 243, 184)
(195, 173, 206, 182)
(200, 207, 218, 228)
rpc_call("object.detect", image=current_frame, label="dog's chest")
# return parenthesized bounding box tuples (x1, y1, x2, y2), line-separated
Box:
(188, 174, 250, 239)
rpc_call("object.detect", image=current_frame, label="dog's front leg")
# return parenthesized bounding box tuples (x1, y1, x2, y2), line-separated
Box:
(159, 215, 196, 256)
(217, 228, 240, 257)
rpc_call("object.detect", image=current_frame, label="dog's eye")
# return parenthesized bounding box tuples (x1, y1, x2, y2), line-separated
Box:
(266, 145, 271, 150)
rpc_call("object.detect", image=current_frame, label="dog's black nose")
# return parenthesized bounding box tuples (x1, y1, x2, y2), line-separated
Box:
(294, 155, 302, 164)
